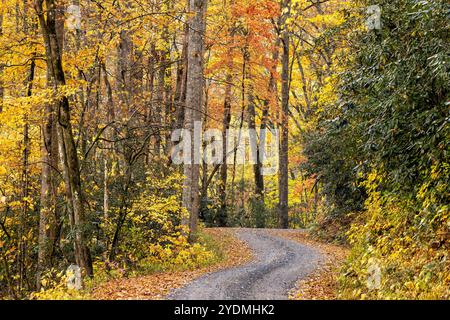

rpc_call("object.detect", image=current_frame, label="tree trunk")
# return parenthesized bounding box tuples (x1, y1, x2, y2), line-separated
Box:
(296, 51, 311, 116)
(36, 0, 57, 288)
(182, 0, 207, 240)
(278, 0, 290, 229)
(19, 56, 35, 290)
(247, 89, 265, 198)
(230, 49, 247, 219)
(101, 62, 114, 221)
(174, 23, 188, 132)
(244, 45, 265, 226)
(35, 0, 93, 278)
(117, 29, 132, 108)
(108, 164, 132, 261)
(218, 73, 232, 227)
(216, 0, 235, 227)
(153, 46, 164, 156)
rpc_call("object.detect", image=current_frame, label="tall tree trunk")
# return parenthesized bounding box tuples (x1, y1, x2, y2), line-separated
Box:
(153, 46, 164, 156)
(244, 44, 265, 226)
(261, 30, 280, 180)
(36, 0, 63, 287)
(35, 0, 93, 278)
(37, 79, 56, 288)
(230, 49, 247, 218)
(36, 0, 56, 288)
(182, 0, 207, 240)
(101, 62, 114, 221)
(218, 72, 232, 227)
(162, 6, 173, 156)
(145, 45, 156, 165)
(174, 23, 188, 132)
(217, 0, 235, 227)
(15, 0, 34, 292)
(117, 29, 132, 109)
(108, 163, 132, 261)
(247, 88, 264, 199)
(296, 51, 311, 116)
(278, 0, 290, 229)
(168, 24, 188, 167)
(19, 56, 35, 291)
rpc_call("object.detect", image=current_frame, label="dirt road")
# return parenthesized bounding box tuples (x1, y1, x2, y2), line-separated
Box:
(169, 228, 323, 300)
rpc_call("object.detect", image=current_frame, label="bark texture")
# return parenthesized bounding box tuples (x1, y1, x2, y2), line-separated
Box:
(182, 0, 207, 240)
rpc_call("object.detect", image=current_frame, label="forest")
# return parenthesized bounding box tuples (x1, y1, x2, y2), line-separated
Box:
(0, 0, 448, 300)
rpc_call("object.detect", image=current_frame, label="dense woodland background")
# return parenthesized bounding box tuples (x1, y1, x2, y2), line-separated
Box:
(0, 0, 448, 299)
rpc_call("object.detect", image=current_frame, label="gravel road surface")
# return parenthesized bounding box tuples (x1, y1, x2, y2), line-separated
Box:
(169, 228, 323, 300)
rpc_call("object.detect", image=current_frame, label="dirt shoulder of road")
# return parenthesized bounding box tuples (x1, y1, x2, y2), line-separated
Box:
(268, 229, 349, 300)
(91, 228, 253, 300)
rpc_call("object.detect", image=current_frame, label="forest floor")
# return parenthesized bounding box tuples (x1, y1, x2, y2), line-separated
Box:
(92, 228, 348, 300)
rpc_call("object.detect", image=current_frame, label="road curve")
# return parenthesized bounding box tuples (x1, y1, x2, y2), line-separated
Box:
(168, 228, 323, 300)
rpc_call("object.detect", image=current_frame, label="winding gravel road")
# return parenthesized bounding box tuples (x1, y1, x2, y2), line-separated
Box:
(169, 228, 323, 300)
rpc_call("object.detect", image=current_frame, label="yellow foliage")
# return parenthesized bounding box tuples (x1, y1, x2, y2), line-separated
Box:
(31, 271, 89, 300)
(339, 170, 450, 299)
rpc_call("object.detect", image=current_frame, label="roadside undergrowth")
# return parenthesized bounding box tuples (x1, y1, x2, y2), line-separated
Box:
(89, 228, 252, 300)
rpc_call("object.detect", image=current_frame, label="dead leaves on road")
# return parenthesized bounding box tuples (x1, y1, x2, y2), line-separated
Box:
(269, 229, 349, 300)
